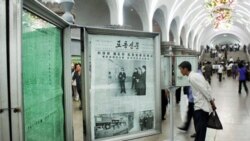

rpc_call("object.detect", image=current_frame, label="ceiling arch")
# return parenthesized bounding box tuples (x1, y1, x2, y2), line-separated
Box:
(210, 34, 241, 46)
(124, 0, 150, 31)
(188, 30, 194, 49)
(178, 0, 250, 50)
(198, 25, 250, 48)
(152, 8, 167, 41)
(42, 0, 250, 51)
(74, 0, 110, 26)
(123, 1, 143, 30)
(180, 25, 187, 46)
(177, 0, 201, 34)
(169, 17, 179, 43)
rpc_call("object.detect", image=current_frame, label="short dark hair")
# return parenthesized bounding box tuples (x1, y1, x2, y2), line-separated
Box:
(178, 61, 192, 71)
(238, 63, 244, 68)
(75, 63, 81, 69)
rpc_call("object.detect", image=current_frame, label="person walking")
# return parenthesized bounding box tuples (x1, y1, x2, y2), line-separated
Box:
(72, 64, 79, 101)
(232, 62, 238, 79)
(238, 63, 249, 95)
(175, 87, 181, 104)
(204, 62, 212, 84)
(178, 86, 196, 138)
(201, 63, 206, 77)
(161, 89, 168, 120)
(226, 62, 233, 77)
(218, 64, 224, 82)
(229, 57, 234, 62)
(72, 63, 82, 110)
(178, 61, 216, 141)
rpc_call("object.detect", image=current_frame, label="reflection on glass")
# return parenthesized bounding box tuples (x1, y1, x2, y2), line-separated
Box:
(22, 10, 64, 141)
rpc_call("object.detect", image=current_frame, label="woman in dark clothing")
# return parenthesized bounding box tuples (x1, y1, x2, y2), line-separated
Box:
(238, 63, 248, 95)
(72, 63, 82, 110)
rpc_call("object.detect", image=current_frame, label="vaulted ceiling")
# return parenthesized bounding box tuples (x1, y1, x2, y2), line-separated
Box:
(41, 0, 250, 51)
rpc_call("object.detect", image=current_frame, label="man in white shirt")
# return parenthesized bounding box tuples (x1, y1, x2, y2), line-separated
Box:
(226, 62, 234, 77)
(178, 61, 216, 141)
(229, 57, 234, 62)
(218, 64, 224, 82)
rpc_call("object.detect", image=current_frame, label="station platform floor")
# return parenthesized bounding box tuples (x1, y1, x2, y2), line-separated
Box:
(73, 74, 250, 141)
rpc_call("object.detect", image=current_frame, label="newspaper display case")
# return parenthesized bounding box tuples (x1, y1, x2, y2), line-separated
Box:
(83, 28, 161, 141)
(174, 56, 199, 86)
(0, 0, 10, 140)
(7, 0, 73, 140)
(161, 55, 172, 89)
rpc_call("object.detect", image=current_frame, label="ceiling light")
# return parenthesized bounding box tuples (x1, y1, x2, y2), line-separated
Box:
(205, 0, 237, 29)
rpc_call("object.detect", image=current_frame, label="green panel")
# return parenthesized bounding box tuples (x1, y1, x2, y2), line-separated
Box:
(22, 10, 64, 141)
(71, 55, 81, 64)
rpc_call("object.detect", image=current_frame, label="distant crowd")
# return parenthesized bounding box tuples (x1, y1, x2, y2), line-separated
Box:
(204, 44, 248, 62)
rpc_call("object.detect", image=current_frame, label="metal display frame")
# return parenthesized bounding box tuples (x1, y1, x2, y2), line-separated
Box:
(82, 27, 161, 141)
(0, 0, 11, 140)
(174, 55, 199, 87)
(161, 48, 199, 141)
(161, 47, 176, 141)
(168, 55, 198, 141)
(8, 0, 24, 140)
(161, 55, 172, 89)
(8, 0, 73, 140)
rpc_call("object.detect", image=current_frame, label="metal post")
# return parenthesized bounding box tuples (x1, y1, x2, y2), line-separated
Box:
(165, 46, 179, 141)
(168, 86, 179, 141)
(169, 46, 174, 141)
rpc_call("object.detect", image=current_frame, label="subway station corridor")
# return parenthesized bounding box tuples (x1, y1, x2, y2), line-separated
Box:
(2, 0, 250, 141)
(72, 74, 250, 141)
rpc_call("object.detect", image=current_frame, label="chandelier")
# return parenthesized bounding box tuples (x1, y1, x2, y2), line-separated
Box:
(205, 0, 237, 29)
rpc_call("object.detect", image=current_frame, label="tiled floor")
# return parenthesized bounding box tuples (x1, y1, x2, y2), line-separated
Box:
(73, 74, 250, 141)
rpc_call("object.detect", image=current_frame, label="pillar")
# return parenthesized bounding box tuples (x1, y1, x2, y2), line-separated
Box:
(106, 0, 124, 25)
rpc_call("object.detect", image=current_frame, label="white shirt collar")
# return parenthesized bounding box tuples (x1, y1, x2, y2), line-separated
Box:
(188, 71, 194, 80)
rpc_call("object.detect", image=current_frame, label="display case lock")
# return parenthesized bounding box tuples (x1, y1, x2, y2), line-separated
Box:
(0, 107, 21, 113)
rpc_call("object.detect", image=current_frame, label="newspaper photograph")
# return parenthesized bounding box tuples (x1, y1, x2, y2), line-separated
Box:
(90, 34, 155, 97)
(139, 110, 154, 131)
(94, 112, 134, 139)
(96, 60, 148, 96)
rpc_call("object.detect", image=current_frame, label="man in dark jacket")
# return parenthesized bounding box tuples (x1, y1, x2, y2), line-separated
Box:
(140, 65, 146, 95)
(204, 62, 212, 84)
(131, 68, 139, 90)
(118, 68, 126, 94)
